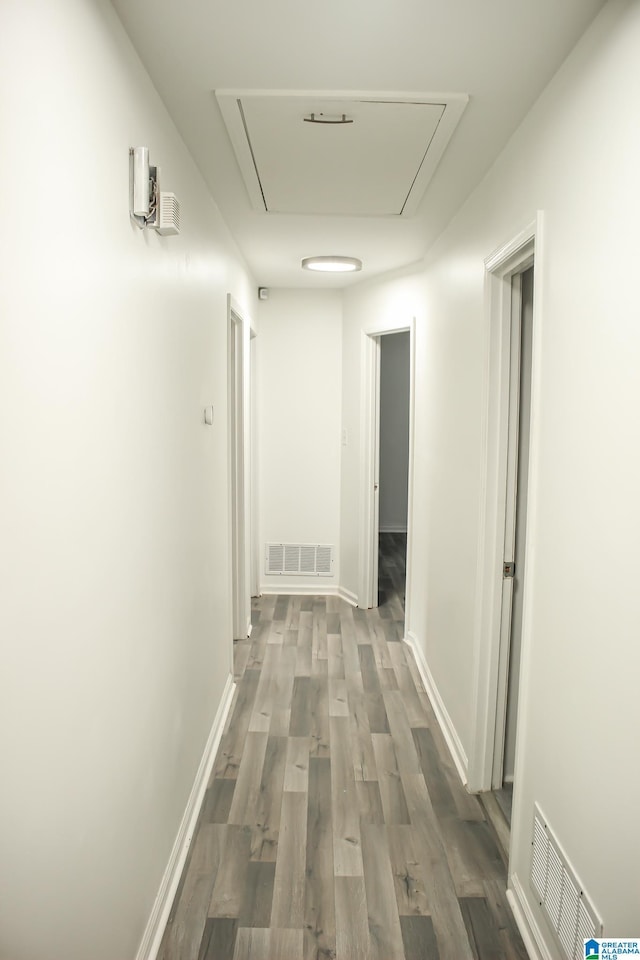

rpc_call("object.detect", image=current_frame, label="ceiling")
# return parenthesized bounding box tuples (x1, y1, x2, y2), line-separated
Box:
(111, 0, 605, 289)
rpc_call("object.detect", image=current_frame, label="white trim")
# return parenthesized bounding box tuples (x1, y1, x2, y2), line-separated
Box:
(378, 523, 408, 534)
(358, 331, 380, 608)
(258, 582, 357, 606)
(135, 674, 236, 960)
(338, 586, 359, 607)
(228, 295, 253, 644)
(468, 214, 542, 793)
(404, 630, 468, 786)
(404, 318, 417, 638)
(508, 874, 554, 960)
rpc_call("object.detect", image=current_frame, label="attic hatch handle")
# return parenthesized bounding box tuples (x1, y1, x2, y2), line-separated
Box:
(303, 113, 354, 124)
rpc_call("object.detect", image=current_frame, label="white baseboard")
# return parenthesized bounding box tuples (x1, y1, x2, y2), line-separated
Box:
(259, 582, 338, 597)
(135, 673, 236, 960)
(379, 523, 408, 533)
(258, 582, 359, 607)
(404, 630, 469, 786)
(338, 586, 358, 607)
(508, 873, 553, 960)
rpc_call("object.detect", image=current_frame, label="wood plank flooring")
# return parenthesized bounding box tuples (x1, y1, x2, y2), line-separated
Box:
(158, 534, 528, 960)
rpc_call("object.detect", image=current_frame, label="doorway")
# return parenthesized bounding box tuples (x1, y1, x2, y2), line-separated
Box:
(377, 331, 411, 622)
(228, 296, 252, 644)
(359, 321, 415, 618)
(468, 216, 542, 839)
(492, 265, 534, 823)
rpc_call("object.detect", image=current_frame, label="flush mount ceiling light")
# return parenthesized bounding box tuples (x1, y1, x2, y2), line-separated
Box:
(301, 256, 362, 273)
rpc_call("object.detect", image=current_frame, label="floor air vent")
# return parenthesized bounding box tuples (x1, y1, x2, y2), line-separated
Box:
(531, 804, 602, 959)
(266, 543, 333, 577)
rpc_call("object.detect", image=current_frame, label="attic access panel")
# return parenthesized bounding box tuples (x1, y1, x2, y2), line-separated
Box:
(215, 90, 468, 217)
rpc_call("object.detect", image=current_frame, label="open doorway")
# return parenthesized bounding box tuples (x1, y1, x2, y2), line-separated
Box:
(491, 265, 534, 827)
(228, 296, 252, 646)
(469, 217, 541, 863)
(359, 321, 415, 624)
(377, 331, 411, 625)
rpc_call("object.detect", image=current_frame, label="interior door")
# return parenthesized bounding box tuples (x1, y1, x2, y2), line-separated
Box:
(493, 264, 534, 790)
(503, 266, 534, 782)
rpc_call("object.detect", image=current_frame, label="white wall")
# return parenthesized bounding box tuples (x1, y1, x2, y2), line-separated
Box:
(379, 332, 410, 532)
(0, 3, 255, 959)
(341, 0, 640, 947)
(257, 289, 342, 592)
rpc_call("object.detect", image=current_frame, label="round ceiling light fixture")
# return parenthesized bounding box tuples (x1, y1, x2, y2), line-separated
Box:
(301, 256, 362, 273)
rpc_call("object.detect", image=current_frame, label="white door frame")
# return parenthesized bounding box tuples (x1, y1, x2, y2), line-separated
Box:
(228, 295, 252, 642)
(359, 319, 416, 619)
(468, 215, 544, 793)
(491, 269, 527, 789)
(249, 328, 259, 601)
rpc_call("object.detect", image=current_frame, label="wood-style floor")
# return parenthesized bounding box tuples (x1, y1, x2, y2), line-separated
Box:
(158, 534, 528, 960)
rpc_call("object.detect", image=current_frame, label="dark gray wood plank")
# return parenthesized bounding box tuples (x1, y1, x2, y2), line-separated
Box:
(269, 646, 296, 736)
(312, 599, 329, 662)
(227, 732, 269, 827)
(388, 641, 429, 728)
(251, 735, 287, 861)
(400, 915, 441, 960)
(371, 734, 411, 825)
(289, 676, 312, 736)
(356, 780, 385, 825)
(365, 691, 391, 734)
(401, 774, 475, 960)
(304, 757, 335, 960)
(238, 861, 276, 928)
(202, 778, 236, 824)
(197, 918, 238, 960)
(361, 824, 405, 960)
(233, 928, 304, 959)
(359, 643, 382, 693)
(283, 736, 310, 793)
(387, 825, 430, 916)
(382, 690, 422, 777)
(158, 825, 225, 960)
(271, 791, 307, 928)
(213, 669, 260, 779)
(330, 716, 364, 876)
(248, 645, 279, 732)
(460, 896, 504, 960)
(411, 728, 458, 820)
(309, 667, 330, 757)
(346, 674, 378, 780)
(481, 878, 530, 960)
(328, 632, 345, 679)
(208, 825, 252, 919)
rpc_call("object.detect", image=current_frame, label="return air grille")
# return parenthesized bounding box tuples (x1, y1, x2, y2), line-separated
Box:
(265, 543, 333, 577)
(531, 805, 602, 960)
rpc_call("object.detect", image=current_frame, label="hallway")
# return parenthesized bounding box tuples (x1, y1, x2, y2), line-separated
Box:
(158, 537, 527, 960)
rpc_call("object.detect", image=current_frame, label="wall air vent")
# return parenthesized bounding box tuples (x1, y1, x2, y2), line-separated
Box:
(155, 191, 180, 236)
(531, 804, 603, 960)
(265, 543, 333, 577)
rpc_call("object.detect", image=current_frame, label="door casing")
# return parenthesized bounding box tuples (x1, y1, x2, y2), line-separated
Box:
(228, 295, 252, 646)
(359, 319, 416, 618)
(468, 215, 543, 800)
